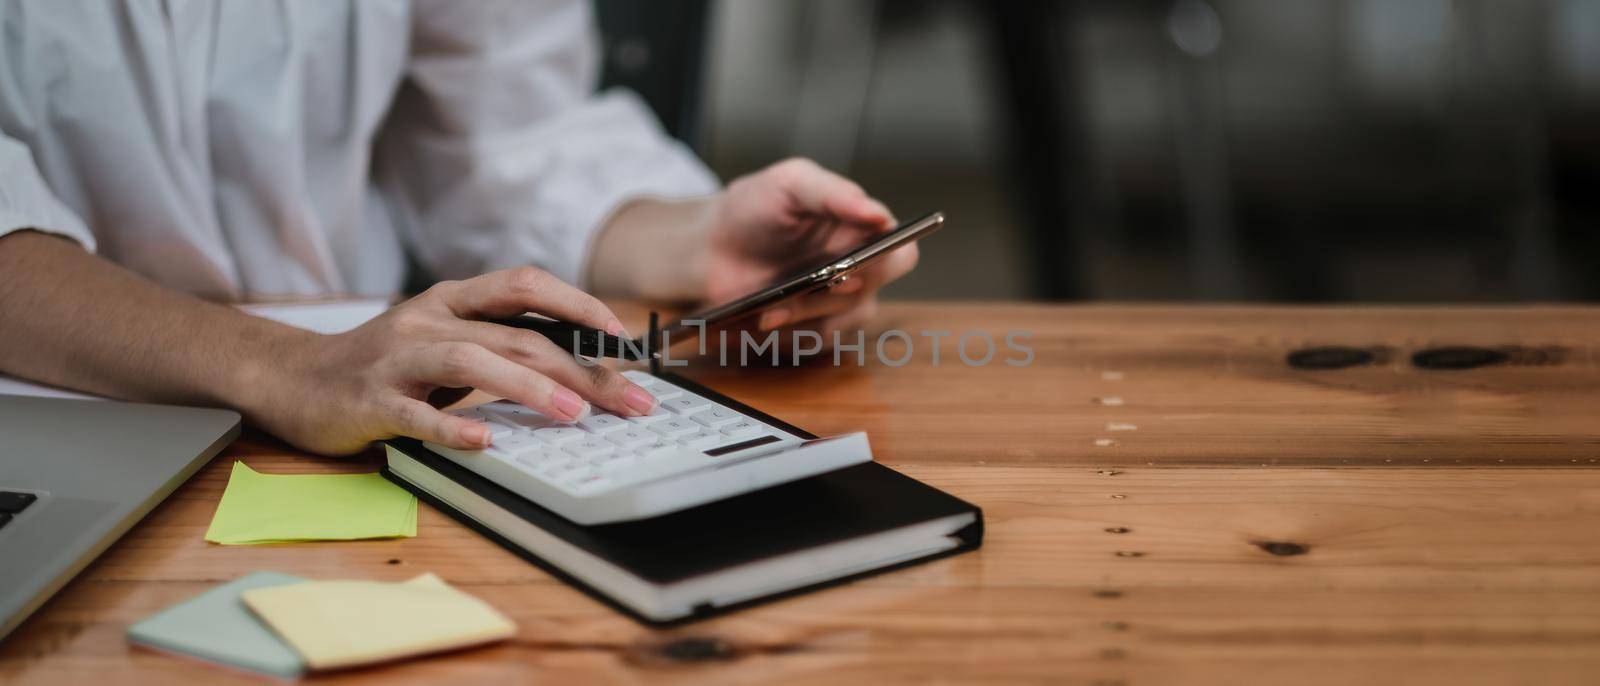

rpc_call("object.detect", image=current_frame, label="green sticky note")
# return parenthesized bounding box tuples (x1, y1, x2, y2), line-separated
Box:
(128, 571, 308, 679)
(204, 462, 417, 545)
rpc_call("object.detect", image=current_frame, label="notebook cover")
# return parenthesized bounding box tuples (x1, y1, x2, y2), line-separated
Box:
(382, 371, 982, 626)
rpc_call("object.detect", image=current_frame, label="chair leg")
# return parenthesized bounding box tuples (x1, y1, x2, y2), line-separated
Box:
(981, 0, 1086, 300)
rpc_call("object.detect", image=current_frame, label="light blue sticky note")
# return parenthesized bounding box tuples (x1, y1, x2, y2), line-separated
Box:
(128, 571, 307, 679)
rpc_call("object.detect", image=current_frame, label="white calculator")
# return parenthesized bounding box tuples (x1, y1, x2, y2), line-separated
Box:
(423, 370, 872, 525)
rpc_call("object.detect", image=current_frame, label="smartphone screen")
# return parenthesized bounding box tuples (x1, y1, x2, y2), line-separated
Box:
(660, 211, 943, 338)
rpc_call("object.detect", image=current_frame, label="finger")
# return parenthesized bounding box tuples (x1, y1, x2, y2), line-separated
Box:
(819, 222, 881, 255)
(757, 243, 916, 329)
(454, 321, 660, 417)
(766, 298, 881, 352)
(758, 290, 865, 331)
(385, 397, 494, 450)
(438, 267, 626, 336)
(812, 298, 879, 340)
(406, 341, 591, 422)
(843, 241, 919, 294)
(773, 158, 895, 229)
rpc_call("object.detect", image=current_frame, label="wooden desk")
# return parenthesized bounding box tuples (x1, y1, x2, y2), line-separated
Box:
(5, 304, 1600, 685)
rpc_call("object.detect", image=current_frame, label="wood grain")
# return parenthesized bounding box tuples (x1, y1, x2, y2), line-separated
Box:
(4, 304, 1600, 685)
(670, 304, 1600, 467)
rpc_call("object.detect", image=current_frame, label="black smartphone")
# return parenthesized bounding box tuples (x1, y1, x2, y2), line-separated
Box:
(493, 211, 944, 359)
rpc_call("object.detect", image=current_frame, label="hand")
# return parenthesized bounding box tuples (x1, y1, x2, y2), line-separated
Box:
(253, 268, 661, 455)
(701, 158, 918, 337)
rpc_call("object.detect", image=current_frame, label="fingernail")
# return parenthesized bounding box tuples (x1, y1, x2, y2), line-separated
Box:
(553, 388, 589, 421)
(460, 422, 492, 448)
(623, 385, 658, 415)
(868, 199, 892, 219)
(760, 308, 791, 330)
(606, 320, 629, 337)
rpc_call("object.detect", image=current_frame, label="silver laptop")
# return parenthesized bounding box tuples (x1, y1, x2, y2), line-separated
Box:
(0, 395, 240, 641)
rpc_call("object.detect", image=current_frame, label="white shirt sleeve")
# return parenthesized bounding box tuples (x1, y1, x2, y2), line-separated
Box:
(375, 0, 718, 288)
(0, 132, 95, 251)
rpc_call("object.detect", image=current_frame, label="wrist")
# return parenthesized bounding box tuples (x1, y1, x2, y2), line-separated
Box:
(221, 319, 323, 431)
(588, 196, 717, 302)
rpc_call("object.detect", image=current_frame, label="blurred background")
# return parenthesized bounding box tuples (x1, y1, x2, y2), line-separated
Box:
(595, 0, 1600, 302)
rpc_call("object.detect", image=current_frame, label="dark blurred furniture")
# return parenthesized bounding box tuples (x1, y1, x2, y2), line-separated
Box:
(982, 1, 1089, 299)
(594, 0, 711, 151)
(982, 0, 1600, 302)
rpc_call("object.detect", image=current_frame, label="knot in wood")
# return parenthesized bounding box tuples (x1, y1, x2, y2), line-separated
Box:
(1254, 541, 1309, 556)
(660, 637, 735, 663)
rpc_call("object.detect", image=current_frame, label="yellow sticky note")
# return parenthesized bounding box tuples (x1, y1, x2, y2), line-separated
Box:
(240, 573, 516, 670)
(204, 462, 417, 545)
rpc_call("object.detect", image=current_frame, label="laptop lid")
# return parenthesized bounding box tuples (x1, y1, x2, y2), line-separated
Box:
(0, 395, 240, 641)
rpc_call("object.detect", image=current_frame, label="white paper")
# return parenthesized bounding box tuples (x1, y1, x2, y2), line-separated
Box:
(0, 298, 391, 400)
(236, 298, 390, 335)
(0, 376, 100, 401)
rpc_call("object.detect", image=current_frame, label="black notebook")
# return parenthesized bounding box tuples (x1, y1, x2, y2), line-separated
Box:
(382, 372, 983, 626)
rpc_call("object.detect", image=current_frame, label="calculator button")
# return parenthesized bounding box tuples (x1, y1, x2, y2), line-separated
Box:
(577, 413, 629, 433)
(626, 405, 673, 425)
(448, 407, 490, 422)
(475, 420, 514, 440)
(587, 450, 626, 465)
(481, 403, 561, 430)
(594, 453, 640, 472)
(649, 417, 700, 438)
(662, 394, 711, 415)
(562, 439, 616, 460)
(536, 459, 584, 481)
(559, 466, 598, 485)
(720, 421, 763, 438)
(677, 430, 723, 449)
(533, 427, 586, 444)
(605, 428, 658, 449)
(634, 441, 679, 460)
(490, 433, 543, 457)
(515, 451, 559, 470)
(644, 383, 683, 401)
(689, 407, 742, 428)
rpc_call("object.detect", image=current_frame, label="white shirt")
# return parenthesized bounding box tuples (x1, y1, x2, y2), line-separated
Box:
(0, 0, 717, 300)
